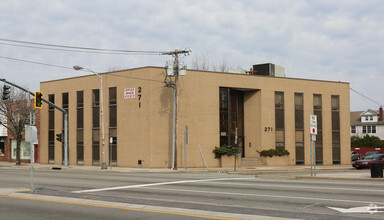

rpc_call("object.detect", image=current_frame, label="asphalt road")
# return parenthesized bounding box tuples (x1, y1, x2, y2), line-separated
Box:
(0, 166, 383, 219)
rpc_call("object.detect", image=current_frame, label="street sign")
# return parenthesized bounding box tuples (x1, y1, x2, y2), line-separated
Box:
(310, 115, 317, 135)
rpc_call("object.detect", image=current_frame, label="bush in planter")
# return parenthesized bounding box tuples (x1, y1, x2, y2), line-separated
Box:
(213, 145, 240, 158)
(260, 149, 290, 157)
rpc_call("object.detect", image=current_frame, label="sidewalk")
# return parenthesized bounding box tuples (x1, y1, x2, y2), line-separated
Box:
(1, 161, 383, 182)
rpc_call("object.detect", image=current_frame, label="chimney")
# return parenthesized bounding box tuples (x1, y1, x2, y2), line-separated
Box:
(380, 106, 383, 121)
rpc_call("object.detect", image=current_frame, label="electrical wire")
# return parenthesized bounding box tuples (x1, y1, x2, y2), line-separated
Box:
(0, 55, 73, 70)
(0, 54, 165, 83)
(350, 87, 383, 107)
(0, 42, 161, 55)
(0, 38, 167, 54)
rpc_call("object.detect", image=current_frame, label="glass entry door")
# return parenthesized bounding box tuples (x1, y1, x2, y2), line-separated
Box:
(219, 88, 244, 157)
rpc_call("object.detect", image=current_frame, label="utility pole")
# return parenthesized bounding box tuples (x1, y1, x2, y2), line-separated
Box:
(162, 49, 190, 170)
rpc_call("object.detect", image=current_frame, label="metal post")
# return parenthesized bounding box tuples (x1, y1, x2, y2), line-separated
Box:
(310, 138, 313, 176)
(184, 126, 188, 170)
(100, 75, 107, 169)
(110, 137, 112, 170)
(64, 113, 68, 167)
(314, 141, 316, 176)
(171, 87, 176, 170)
(30, 141, 34, 192)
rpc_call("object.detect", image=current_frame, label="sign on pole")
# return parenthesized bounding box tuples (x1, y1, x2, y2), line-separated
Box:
(310, 115, 317, 135)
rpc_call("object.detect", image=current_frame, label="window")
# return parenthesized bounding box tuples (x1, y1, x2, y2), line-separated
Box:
(295, 93, 304, 165)
(25, 112, 36, 125)
(219, 88, 245, 156)
(109, 87, 117, 128)
(92, 89, 100, 166)
(363, 125, 376, 134)
(92, 89, 100, 107)
(77, 91, 84, 165)
(314, 94, 323, 164)
(109, 87, 117, 166)
(332, 95, 340, 164)
(351, 126, 356, 133)
(62, 93, 69, 164)
(370, 116, 373, 121)
(48, 94, 55, 164)
(275, 92, 284, 150)
(62, 93, 69, 109)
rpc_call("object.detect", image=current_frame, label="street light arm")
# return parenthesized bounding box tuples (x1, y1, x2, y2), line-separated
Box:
(73, 66, 101, 78)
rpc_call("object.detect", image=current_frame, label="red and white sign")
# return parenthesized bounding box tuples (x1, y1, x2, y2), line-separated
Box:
(124, 88, 135, 99)
(310, 115, 317, 135)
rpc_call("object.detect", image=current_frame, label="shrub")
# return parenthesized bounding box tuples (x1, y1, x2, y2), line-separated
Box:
(213, 145, 240, 158)
(260, 149, 290, 157)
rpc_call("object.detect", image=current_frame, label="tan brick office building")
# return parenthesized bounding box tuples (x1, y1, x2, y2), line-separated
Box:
(39, 65, 350, 168)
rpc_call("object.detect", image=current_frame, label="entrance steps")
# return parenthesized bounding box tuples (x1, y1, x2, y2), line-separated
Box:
(241, 157, 265, 168)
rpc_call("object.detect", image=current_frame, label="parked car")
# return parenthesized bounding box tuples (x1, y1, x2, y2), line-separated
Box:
(362, 151, 382, 159)
(351, 151, 360, 161)
(352, 154, 384, 169)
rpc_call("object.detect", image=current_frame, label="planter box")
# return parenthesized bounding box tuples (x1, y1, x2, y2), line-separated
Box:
(261, 155, 290, 166)
(220, 155, 241, 167)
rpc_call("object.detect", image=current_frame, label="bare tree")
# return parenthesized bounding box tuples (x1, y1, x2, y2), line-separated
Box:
(191, 52, 211, 71)
(191, 52, 231, 72)
(0, 86, 34, 165)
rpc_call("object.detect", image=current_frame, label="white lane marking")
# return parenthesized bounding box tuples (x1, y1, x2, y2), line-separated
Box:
(143, 187, 384, 205)
(200, 181, 384, 193)
(72, 177, 254, 193)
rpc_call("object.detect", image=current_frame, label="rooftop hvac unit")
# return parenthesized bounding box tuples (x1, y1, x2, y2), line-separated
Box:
(251, 63, 285, 77)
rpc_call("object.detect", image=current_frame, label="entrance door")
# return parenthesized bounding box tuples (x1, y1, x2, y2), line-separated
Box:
(219, 88, 245, 157)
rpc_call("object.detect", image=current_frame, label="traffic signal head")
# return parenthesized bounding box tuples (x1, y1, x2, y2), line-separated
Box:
(56, 133, 62, 142)
(2, 85, 11, 100)
(34, 91, 43, 108)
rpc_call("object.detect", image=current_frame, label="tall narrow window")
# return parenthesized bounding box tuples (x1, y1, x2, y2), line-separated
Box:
(62, 93, 68, 164)
(92, 89, 100, 165)
(48, 94, 55, 164)
(332, 95, 340, 164)
(314, 94, 323, 164)
(295, 93, 304, 164)
(109, 87, 117, 166)
(275, 92, 285, 150)
(219, 88, 245, 156)
(77, 91, 84, 165)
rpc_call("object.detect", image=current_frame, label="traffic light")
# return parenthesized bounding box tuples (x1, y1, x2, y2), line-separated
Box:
(2, 84, 10, 100)
(56, 133, 62, 142)
(34, 91, 43, 108)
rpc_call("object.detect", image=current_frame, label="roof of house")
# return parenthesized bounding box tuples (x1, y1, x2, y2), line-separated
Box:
(351, 110, 384, 126)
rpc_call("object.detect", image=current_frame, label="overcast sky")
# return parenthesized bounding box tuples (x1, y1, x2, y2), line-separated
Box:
(0, 0, 383, 111)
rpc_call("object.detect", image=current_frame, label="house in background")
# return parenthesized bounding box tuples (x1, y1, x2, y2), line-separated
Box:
(0, 100, 39, 163)
(0, 116, 8, 161)
(350, 107, 384, 140)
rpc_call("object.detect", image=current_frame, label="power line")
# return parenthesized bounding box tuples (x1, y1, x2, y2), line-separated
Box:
(0, 42, 161, 55)
(0, 55, 73, 70)
(350, 87, 383, 107)
(0, 54, 164, 83)
(0, 38, 167, 54)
